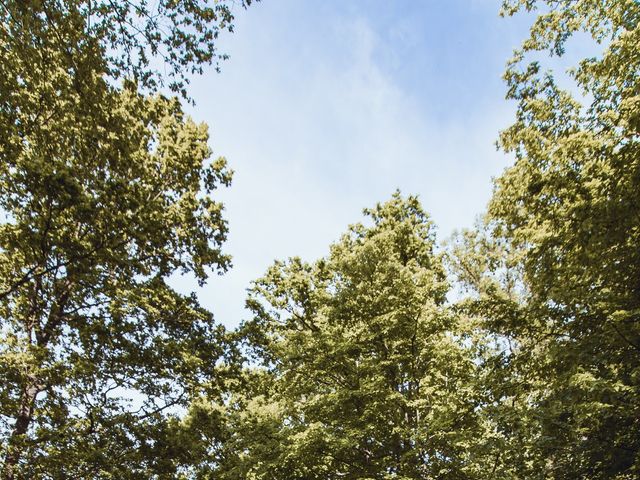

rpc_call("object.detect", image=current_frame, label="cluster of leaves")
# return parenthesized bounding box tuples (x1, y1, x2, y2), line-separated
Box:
(211, 194, 491, 479)
(0, 0, 253, 478)
(450, 0, 640, 478)
(0, 0, 253, 97)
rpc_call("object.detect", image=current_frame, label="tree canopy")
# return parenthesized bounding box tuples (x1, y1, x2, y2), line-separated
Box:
(0, 0, 254, 97)
(450, 1, 640, 478)
(2, 0, 639, 478)
(211, 193, 492, 480)
(0, 0, 254, 478)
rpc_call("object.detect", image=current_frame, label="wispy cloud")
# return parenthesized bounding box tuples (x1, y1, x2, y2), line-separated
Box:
(171, 1, 522, 328)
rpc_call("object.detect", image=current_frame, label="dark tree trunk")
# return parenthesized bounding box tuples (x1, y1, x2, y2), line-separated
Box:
(2, 381, 40, 480)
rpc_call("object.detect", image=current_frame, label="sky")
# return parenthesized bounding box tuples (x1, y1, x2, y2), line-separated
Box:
(171, 0, 535, 329)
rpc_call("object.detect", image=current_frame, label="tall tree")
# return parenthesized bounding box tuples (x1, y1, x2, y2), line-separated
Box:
(0, 83, 237, 480)
(213, 194, 491, 479)
(0, 0, 254, 477)
(452, 1, 640, 478)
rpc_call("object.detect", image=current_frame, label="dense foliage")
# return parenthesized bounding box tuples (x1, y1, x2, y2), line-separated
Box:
(451, 0, 640, 478)
(1, 0, 638, 478)
(0, 0, 253, 478)
(212, 194, 490, 479)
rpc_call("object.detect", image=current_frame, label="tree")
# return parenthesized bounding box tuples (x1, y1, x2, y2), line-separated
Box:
(212, 194, 491, 480)
(451, 1, 640, 478)
(0, 83, 238, 479)
(447, 224, 549, 479)
(0, 0, 255, 477)
(0, 0, 254, 97)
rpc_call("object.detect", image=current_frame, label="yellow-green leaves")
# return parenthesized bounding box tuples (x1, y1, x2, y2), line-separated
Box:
(466, 1, 640, 478)
(212, 194, 487, 479)
(0, 2, 240, 477)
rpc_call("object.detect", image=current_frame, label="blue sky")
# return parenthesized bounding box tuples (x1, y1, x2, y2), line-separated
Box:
(173, 0, 534, 329)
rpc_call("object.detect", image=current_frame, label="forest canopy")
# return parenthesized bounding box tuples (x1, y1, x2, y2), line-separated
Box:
(1, 0, 638, 479)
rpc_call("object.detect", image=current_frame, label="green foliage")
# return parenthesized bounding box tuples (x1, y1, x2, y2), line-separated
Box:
(210, 194, 493, 480)
(0, 0, 255, 97)
(449, 1, 640, 478)
(3, 0, 638, 477)
(0, 82, 237, 477)
(0, 0, 254, 477)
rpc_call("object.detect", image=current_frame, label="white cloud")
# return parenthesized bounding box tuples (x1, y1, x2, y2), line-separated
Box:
(171, 2, 516, 328)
